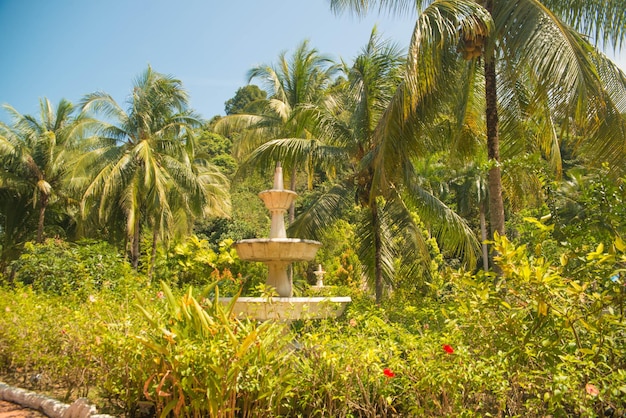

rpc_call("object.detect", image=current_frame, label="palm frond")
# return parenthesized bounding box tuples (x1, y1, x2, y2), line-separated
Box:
(541, 0, 626, 48)
(370, 0, 493, 191)
(401, 176, 479, 268)
(329, 0, 424, 17)
(80, 92, 129, 127)
(288, 181, 355, 240)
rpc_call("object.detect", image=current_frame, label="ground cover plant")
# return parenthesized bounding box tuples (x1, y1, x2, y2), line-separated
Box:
(1, 226, 625, 417)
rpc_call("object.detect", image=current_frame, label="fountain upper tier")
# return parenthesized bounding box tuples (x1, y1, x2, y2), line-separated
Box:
(258, 190, 296, 239)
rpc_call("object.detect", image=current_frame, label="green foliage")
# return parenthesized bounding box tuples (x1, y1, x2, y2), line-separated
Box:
(1, 228, 626, 416)
(514, 167, 626, 289)
(78, 66, 230, 269)
(195, 128, 237, 176)
(224, 85, 267, 115)
(434, 232, 626, 416)
(310, 219, 362, 288)
(0, 98, 87, 266)
(135, 282, 295, 417)
(0, 191, 36, 268)
(0, 285, 149, 412)
(151, 234, 265, 296)
(153, 234, 228, 286)
(10, 239, 139, 296)
(196, 175, 270, 246)
(549, 166, 626, 248)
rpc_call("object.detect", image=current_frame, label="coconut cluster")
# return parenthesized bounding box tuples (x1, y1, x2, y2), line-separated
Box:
(458, 23, 487, 60)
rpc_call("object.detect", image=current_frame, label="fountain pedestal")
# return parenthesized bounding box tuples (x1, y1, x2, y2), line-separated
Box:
(224, 164, 351, 320)
(234, 164, 320, 297)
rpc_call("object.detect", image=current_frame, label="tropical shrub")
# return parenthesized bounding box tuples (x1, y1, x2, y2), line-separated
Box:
(0, 285, 149, 412)
(135, 283, 296, 417)
(312, 220, 362, 289)
(434, 233, 626, 416)
(151, 234, 265, 295)
(0, 230, 625, 417)
(549, 166, 626, 249)
(10, 239, 139, 296)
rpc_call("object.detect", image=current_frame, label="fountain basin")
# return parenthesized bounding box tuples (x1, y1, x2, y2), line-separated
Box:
(221, 296, 352, 320)
(234, 238, 321, 262)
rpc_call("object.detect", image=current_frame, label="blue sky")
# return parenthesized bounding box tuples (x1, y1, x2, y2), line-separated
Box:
(0, 0, 416, 122)
(1, 1, 624, 123)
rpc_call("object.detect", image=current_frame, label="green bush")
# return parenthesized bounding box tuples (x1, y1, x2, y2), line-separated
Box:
(430, 233, 626, 416)
(1, 231, 625, 417)
(135, 282, 296, 417)
(151, 234, 265, 295)
(10, 239, 139, 296)
(0, 285, 149, 413)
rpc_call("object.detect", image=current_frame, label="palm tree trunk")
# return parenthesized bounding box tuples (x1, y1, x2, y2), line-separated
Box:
(480, 200, 489, 271)
(371, 202, 384, 304)
(36, 194, 48, 243)
(148, 227, 158, 280)
(484, 42, 505, 237)
(130, 217, 141, 269)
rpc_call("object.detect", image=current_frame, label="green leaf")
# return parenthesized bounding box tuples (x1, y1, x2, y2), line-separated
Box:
(160, 398, 179, 418)
(236, 330, 258, 359)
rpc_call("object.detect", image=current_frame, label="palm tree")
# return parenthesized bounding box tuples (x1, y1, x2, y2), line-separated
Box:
(245, 29, 478, 302)
(329, 0, 626, 238)
(76, 66, 230, 269)
(0, 98, 86, 246)
(215, 40, 340, 216)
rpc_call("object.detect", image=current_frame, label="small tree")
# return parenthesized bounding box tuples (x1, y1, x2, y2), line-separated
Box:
(224, 85, 267, 115)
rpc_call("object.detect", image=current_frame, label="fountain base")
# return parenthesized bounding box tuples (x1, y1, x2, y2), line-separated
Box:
(220, 296, 351, 320)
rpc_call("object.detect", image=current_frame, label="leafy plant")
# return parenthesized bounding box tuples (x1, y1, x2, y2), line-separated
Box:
(135, 282, 297, 417)
(1, 226, 626, 417)
(10, 239, 138, 296)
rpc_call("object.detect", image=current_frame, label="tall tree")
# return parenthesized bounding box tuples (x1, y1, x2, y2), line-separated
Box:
(215, 40, 340, 201)
(329, 0, 626, 237)
(76, 66, 230, 269)
(245, 29, 478, 302)
(0, 98, 86, 246)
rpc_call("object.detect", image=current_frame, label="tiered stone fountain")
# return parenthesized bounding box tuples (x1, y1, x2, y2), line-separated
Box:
(221, 164, 351, 320)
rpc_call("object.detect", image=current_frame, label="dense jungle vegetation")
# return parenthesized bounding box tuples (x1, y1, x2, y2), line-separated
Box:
(1, 1, 626, 416)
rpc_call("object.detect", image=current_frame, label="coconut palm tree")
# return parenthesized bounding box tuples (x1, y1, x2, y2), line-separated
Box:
(0, 98, 86, 247)
(215, 40, 340, 217)
(76, 66, 230, 269)
(244, 29, 479, 302)
(329, 0, 626, 238)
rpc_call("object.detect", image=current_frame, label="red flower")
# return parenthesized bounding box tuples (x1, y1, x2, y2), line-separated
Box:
(443, 344, 454, 354)
(383, 368, 395, 378)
